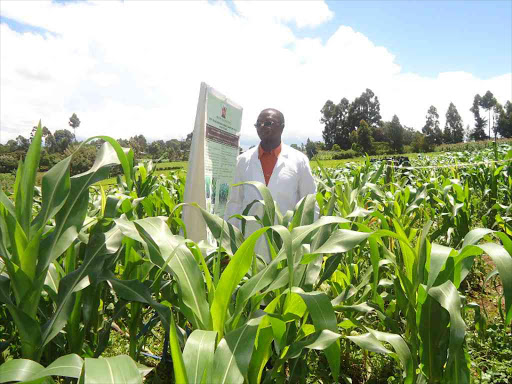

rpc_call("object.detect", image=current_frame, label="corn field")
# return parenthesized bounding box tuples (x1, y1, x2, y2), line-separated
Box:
(1, 123, 511, 384)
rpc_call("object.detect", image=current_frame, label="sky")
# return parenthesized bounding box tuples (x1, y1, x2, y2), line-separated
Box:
(1, 0, 511, 148)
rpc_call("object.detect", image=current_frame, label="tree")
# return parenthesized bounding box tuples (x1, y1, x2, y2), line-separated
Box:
(305, 138, 317, 159)
(469, 94, 488, 141)
(422, 106, 442, 148)
(444, 102, 464, 143)
(129, 135, 148, 157)
(53, 129, 75, 153)
(353, 119, 374, 155)
(68, 113, 81, 142)
(402, 126, 417, 146)
(6, 140, 18, 152)
(480, 91, 496, 139)
(495, 100, 512, 138)
(148, 140, 166, 159)
(321, 98, 351, 149)
(15, 135, 30, 151)
(388, 115, 404, 153)
(347, 88, 382, 131)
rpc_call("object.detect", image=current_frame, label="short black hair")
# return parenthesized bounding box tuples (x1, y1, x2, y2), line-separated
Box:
(259, 108, 285, 126)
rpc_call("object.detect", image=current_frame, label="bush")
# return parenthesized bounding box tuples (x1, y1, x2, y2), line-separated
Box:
(0, 173, 15, 193)
(40, 151, 65, 172)
(332, 149, 358, 160)
(0, 154, 19, 173)
(70, 145, 98, 175)
(373, 141, 392, 155)
(332, 144, 341, 152)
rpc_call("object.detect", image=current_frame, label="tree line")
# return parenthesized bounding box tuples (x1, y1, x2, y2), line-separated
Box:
(317, 88, 512, 157)
(0, 114, 193, 175)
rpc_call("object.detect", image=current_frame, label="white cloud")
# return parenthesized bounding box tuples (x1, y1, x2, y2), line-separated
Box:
(0, 0, 510, 147)
(233, 0, 334, 28)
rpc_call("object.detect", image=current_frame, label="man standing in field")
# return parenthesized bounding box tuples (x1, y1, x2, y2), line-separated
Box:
(224, 108, 317, 260)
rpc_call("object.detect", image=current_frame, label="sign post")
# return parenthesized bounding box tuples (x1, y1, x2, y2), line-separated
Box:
(183, 83, 243, 243)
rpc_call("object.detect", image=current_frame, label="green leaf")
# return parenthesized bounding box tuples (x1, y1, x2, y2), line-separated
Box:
(211, 227, 270, 339)
(427, 243, 454, 290)
(126, 217, 211, 330)
(419, 294, 449, 381)
(25, 354, 83, 381)
(0, 189, 15, 218)
(41, 227, 122, 347)
(169, 310, 189, 384)
(86, 136, 134, 190)
(461, 228, 494, 248)
(292, 288, 340, 380)
(0, 358, 43, 383)
(367, 329, 414, 384)
(183, 330, 217, 384)
(287, 329, 341, 359)
(478, 241, 512, 325)
(247, 326, 273, 384)
(102, 272, 171, 331)
(180, 202, 243, 255)
(31, 157, 71, 233)
(428, 281, 466, 368)
(38, 142, 122, 275)
(19, 121, 42, 235)
(347, 332, 391, 354)
(312, 229, 371, 255)
(233, 181, 275, 227)
(212, 315, 264, 384)
(84, 355, 142, 384)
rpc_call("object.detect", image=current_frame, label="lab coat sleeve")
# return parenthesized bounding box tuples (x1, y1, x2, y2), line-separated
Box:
(298, 155, 317, 199)
(298, 155, 319, 220)
(224, 156, 245, 229)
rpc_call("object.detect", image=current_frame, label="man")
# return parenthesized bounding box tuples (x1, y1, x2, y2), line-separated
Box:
(224, 108, 317, 260)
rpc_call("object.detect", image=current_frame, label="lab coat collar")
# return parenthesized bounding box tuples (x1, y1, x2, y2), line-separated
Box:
(248, 143, 292, 185)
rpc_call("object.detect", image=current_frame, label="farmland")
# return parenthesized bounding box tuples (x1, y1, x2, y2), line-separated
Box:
(0, 125, 511, 383)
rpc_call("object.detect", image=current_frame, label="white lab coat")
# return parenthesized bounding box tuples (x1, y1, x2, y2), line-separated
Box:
(224, 144, 316, 260)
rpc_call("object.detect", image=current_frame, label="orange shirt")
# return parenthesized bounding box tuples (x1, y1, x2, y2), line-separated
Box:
(258, 144, 281, 185)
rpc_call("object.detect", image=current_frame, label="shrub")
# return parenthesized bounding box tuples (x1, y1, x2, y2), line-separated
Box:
(373, 141, 392, 155)
(39, 151, 64, 172)
(70, 145, 98, 175)
(332, 144, 341, 152)
(0, 173, 15, 193)
(0, 154, 19, 173)
(332, 149, 358, 160)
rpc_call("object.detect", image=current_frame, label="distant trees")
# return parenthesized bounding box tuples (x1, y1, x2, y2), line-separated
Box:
(469, 94, 488, 141)
(0, 119, 193, 175)
(305, 138, 318, 159)
(321, 89, 380, 150)
(444, 102, 464, 144)
(495, 101, 512, 138)
(422, 106, 443, 149)
(321, 98, 350, 149)
(53, 129, 75, 153)
(68, 113, 81, 141)
(347, 89, 382, 131)
(320, 89, 511, 154)
(480, 91, 497, 139)
(388, 115, 404, 153)
(351, 119, 374, 155)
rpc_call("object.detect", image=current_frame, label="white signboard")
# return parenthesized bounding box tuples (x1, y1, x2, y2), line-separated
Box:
(183, 83, 243, 243)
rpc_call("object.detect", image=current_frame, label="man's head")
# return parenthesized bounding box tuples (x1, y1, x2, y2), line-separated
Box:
(255, 108, 285, 147)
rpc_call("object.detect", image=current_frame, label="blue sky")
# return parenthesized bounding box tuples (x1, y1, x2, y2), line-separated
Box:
(290, 0, 512, 78)
(1, 1, 511, 145)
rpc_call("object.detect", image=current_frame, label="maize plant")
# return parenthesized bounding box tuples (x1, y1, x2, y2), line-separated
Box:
(0, 128, 511, 383)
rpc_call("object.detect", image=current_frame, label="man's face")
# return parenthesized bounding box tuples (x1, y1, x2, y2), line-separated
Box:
(255, 110, 284, 144)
